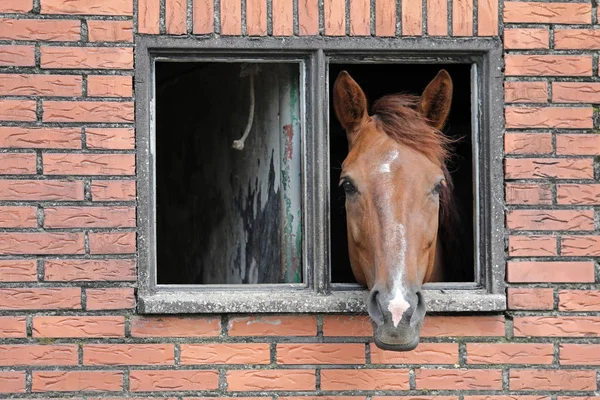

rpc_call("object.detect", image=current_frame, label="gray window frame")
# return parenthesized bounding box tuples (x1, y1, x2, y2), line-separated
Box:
(135, 36, 506, 314)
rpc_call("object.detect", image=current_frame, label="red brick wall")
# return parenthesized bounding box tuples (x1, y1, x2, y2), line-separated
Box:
(0, 0, 599, 397)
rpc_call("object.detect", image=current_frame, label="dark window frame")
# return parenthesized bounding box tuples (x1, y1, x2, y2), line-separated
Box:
(136, 36, 506, 314)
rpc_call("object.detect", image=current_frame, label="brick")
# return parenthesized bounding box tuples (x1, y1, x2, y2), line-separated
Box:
(41, 47, 133, 69)
(508, 236, 557, 256)
(0, 232, 84, 255)
(0, 99, 37, 122)
(324, 0, 345, 36)
(427, 0, 447, 36)
(182, 343, 270, 364)
(84, 344, 174, 365)
(192, 0, 213, 34)
(504, 133, 552, 155)
(508, 288, 554, 310)
(41, 0, 133, 15)
(273, 0, 293, 36)
(246, 0, 267, 35)
(561, 236, 600, 256)
(277, 343, 365, 364)
(453, 0, 473, 36)
(506, 183, 552, 205)
(504, 2, 591, 24)
(166, 0, 186, 34)
(0, 372, 25, 393)
(131, 316, 220, 337)
(370, 343, 458, 364)
(0, 19, 80, 41)
(415, 369, 502, 390)
(86, 127, 134, 149)
(0, 260, 37, 282)
(0, 127, 80, 149)
(221, 0, 241, 35)
(505, 82, 547, 104)
(559, 290, 600, 312)
(44, 259, 136, 281)
(515, 316, 600, 337)
(553, 83, 600, 103)
(87, 75, 132, 98)
(43, 101, 134, 123)
(507, 261, 594, 283)
(505, 107, 592, 129)
(33, 316, 125, 338)
(0, 316, 26, 338)
(0, 153, 36, 175)
(0, 288, 80, 310)
(91, 180, 135, 201)
(505, 158, 593, 180)
(506, 210, 594, 231)
(321, 369, 408, 390)
(229, 315, 316, 336)
(298, 0, 318, 35)
(0, 45, 35, 67)
(0, 206, 37, 228)
(286, 398, 367, 400)
(510, 369, 596, 391)
(478, 0, 497, 36)
(0, 179, 83, 201)
(556, 134, 600, 156)
(467, 343, 553, 364)
(376, 0, 395, 37)
(558, 184, 600, 205)
(401, 0, 420, 36)
(560, 344, 600, 365)
(466, 397, 548, 400)
(44, 206, 135, 228)
(0, 74, 81, 97)
(139, 0, 160, 34)
(504, 28, 548, 50)
(43, 153, 135, 175)
(228, 369, 315, 390)
(0, 1, 32, 12)
(349, 0, 369, 36)
(421, 316, 505, 337)
(87, 20, 133, 42)
(86, 288, 135, 310)
(373, 397, 457, 400)
(32, 371, 123, 392)
(322, 315, 372, 336)
(0, 204, 37, 228)
(89, 231, 136, 254)
(505, 56, 592, 77)
(0, 344, 78, 366)
(555, 29, 600, 50)
(130, 370, 219, 391)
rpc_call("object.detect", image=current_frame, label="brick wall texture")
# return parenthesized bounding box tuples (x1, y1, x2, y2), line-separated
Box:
(0, 0, 599, 397)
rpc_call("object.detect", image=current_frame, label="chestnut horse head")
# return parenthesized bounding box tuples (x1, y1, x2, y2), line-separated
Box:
(333, 69, 456, 351)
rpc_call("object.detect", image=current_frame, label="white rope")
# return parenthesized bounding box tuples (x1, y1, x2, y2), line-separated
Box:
(232, 67, 257, 151)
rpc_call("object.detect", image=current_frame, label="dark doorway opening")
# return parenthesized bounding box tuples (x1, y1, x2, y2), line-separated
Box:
(328, 63, 476, 285)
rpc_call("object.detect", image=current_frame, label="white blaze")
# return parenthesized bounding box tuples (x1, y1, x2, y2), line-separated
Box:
(378, 149, 399, 173)
(387, 223, 410, 328)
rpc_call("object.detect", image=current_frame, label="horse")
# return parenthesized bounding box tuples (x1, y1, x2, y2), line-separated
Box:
(333, 69, 461, 351)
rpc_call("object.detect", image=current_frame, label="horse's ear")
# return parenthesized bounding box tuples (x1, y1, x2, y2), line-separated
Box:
(419, 69, 453, 130)
(333, 71, 368, 144)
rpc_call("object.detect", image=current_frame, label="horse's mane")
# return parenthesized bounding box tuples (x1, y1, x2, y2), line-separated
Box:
(371, 93, 468, 281)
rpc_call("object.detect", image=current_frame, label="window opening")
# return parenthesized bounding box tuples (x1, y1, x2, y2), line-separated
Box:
(155, 60, 303, 285)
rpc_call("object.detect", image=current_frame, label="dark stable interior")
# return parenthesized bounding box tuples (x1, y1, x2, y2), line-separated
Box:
(328, 63, 476, 284)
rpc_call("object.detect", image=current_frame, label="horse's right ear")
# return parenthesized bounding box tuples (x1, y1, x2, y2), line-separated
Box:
(333, 71, 368, 144)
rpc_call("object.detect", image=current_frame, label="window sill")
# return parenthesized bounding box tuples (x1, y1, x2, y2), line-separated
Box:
(137, 289, 506, 314)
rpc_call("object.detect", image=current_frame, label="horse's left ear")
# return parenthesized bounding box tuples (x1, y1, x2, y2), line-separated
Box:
(418, 69, 453, 130)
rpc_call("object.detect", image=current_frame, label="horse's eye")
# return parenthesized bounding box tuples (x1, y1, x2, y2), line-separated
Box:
(340, 178, 358, 195)
(432, 180, 445, 196)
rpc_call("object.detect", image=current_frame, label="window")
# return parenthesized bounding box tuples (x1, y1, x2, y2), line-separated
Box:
(136, 37, 506, 314)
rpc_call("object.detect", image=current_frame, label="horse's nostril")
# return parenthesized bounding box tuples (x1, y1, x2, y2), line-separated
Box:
(367, 289, 385, 326)
(409, 290, 427, 327)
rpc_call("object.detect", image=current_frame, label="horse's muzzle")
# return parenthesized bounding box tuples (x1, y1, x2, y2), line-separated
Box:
(367, 287, 426, 351)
